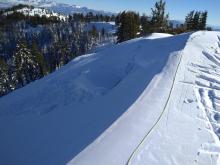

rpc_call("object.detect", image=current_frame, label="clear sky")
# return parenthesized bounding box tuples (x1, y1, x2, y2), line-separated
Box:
(57, 0, 220, 26)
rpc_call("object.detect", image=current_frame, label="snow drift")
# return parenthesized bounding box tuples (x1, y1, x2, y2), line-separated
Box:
(1, 32, 220, 165)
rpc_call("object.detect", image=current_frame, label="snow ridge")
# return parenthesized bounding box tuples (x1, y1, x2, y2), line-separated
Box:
(69, 32, 220, 165)
(127, 50, 184, 165)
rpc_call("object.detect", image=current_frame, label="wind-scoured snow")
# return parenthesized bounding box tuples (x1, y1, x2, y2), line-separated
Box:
(1, 31, 220, 165)
(69, 31, 220, 165)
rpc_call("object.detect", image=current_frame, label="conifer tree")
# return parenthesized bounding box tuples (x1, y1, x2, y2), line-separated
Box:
(185, 10, 208, 31)
(193, 11, 200, 30)
(150, 0, 169, 32)
(199, 11, 208, 30)
(90, 25, 99, 39)
(140, 14, 151, 35)
(117, 11, 140, 43)
(0, 58, 10, 96)
(60, 42, 71, 67)
(185, 11, 195, 30)
(12, 40, 41, 87)
(31, 40, 48, 77)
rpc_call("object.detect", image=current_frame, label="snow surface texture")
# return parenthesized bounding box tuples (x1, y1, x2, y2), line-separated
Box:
(1, 32, 220, 165)
(70, 32, 220, 165)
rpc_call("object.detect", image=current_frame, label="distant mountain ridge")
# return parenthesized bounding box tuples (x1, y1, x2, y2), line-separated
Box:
(0, 0, 116, 16)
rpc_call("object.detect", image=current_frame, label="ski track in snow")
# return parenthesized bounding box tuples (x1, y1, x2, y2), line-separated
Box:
(112, 32, 220, 165)
(69, 32, 220, 165)
(193, 35, 220, 161)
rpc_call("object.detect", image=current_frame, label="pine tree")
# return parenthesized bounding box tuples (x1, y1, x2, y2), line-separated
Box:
(60, 42, 71, 67)
(116, 11, 140, 43)
(49, 42, 61, 71)
(185, 11, 195, 30)
(150, 0, 169, 32)
(31, 40, 48, 77)
(140, 14, 151, 35)
(199, 11, 208, 30)
(0, 58, 10, 96)
(193, 11, 200, 30)
(12, 40, 41, 87)
(90, 25, 99, 39)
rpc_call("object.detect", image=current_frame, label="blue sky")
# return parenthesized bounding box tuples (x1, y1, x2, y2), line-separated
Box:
(59, 0, 220, 26)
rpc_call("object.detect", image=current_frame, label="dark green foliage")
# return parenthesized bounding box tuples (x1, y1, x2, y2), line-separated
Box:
(0, 58, 11, 96)
(199, 11, 208, 30)
(140, 15, 151, 35)
(12, 40, 41, 87)
(150, 0, 169, 32)
(116, 11, 140, 43)
(70, 13, 116, 23)
(185, 10, 208, 31)
(31, 40, 48, 76)
(193, 11, 200, 30)
(90, 25, 99, 39)
(185, 11, 195, 30)
(116, 0, 170, 40)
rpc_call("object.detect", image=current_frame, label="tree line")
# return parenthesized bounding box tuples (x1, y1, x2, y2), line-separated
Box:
(0, 1, 210, 97)
(185, 11, 208, 31)
(69, 12, 115, 23)
(0, 5, 115, 97)
(0, 5, 116, 28)
(116, 0, 210, 43)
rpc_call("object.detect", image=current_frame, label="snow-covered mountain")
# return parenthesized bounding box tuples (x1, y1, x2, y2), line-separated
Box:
(1, 4, 67, 21)
(0, 0, 115, 16)
(3, 5, 67, 20)
(1, 31, 220, 165)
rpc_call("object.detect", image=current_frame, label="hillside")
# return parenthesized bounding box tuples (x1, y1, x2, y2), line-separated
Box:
(3, 5, 67, 20)
(1, 31, 220, 165)
(0, 0, 115, 16)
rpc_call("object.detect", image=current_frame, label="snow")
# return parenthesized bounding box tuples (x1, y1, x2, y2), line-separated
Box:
(10, 7, 67, 21)
(1, 31, 220, 165)
(144, 33, 173, 39)
(69, 31, 220, 165)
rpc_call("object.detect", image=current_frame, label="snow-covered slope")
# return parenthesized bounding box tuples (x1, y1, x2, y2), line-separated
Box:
(145, 33, 173, 39)
(3, 6, 67, 20)
(69, 31, 220, 165)
(1, 31, 220, 165)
